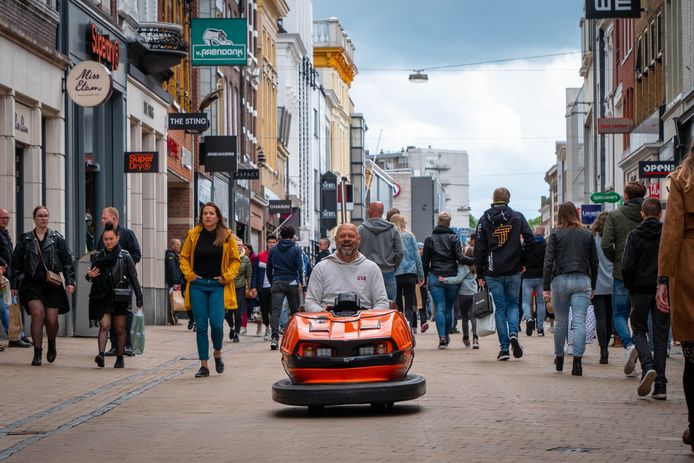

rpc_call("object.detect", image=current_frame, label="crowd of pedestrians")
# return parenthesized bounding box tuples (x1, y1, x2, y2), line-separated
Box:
(1, 144, 693, 454)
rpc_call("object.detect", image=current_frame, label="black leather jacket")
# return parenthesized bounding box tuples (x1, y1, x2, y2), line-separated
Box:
(87, 249, 143, 306)
(543, 227, 598, 291)
(422, 226, 474, 278)
(11, 228, 75, 289)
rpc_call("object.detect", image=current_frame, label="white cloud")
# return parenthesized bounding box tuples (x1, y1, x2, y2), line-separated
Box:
(351, 53, 583, 220)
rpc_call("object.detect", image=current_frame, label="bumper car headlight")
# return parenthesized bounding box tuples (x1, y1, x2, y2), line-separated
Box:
(358, 346, 375, 356)
(316, 347, 333, 357)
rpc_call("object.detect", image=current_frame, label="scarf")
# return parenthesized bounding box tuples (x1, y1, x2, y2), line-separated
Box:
(92, 244, 122, 269)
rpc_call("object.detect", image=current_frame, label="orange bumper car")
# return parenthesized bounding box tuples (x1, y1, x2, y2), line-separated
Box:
(272, 293, 426, 410)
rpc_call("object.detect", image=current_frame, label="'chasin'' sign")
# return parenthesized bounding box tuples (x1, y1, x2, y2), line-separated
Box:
(125, 152, 158, 173)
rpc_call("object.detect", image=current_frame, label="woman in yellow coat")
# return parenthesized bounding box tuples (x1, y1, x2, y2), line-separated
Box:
(657, 141, 694, 452)
(180, 202, 240, 378)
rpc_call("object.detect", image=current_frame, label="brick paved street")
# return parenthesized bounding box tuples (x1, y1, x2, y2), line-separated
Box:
(1, 324, 691, 462)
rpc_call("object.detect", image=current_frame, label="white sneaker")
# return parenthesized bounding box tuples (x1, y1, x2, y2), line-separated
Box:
(240, 327, 247, 336)
(263, 326, 271, 341)
(624, 345, 638, 375)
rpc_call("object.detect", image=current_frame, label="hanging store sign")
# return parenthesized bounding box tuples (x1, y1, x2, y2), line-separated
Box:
(598, 118, 634, 134)
(202, 135, 237, 173)
(638, 161, 676, 179)
(321, 171, 338, 230)
(585, 0, 642, 19)
(168, 113, 210, 132)
(66, 60, 113, 107)
(234, 168, 260, 180)
(191, 18, 248, 66)
(87, 23, 120, 71)
(581, 204, 602, 225)
(590, 191, 621, 204)
(648, 182, 661, 198)
(268, 200, 292, 214)
(125, 151, 158, 173)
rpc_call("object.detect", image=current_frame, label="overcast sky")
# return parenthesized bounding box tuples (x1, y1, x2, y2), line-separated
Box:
(313, 0, 585, 220)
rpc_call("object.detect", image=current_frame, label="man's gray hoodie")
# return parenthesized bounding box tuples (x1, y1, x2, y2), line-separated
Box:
(304, 252, 389, 312)
(358, 218, 403, 272)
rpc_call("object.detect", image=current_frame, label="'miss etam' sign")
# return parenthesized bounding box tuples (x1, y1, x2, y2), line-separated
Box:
(67, 60, 113, 107)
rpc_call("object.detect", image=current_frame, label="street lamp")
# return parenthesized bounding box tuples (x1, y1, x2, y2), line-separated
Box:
(198, 88, 223, 112)
(408, 70, 428, 83)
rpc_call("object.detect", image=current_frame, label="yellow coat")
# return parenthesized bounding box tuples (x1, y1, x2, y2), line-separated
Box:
(180, 225, 241, 310)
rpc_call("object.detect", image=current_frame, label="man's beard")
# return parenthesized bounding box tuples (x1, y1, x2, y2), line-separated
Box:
(338, 245, 355, 257)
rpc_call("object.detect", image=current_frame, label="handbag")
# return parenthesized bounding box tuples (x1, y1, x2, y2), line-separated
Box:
(130, 309, 145, 355)
(110, 263, 133, 303)
(35, 233, 62, 287)
(477, 312, 496, 337)
(472, 287, 494, 319)
(169, 288, 186, 312)
(8, 303, 22, 341)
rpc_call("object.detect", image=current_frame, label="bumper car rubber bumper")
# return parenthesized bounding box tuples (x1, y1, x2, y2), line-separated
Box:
(272, 374, 426, 406)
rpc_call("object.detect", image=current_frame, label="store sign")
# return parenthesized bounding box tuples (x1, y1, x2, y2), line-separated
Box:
(598, 118, 634, 134)
(585, 0, 641, 19)
(202, 136, 237, 173)
(648, 182, 661, 198)
(234, 168, 259, 180)
(581, 204, 602, 225)
(125, 151, 158, 173)
(590, 191, 622, 204)
(268, 200, 292, 214)
(321, 171, 338, 230)
(638, 161, 676, 179)
(168, 113, 210, 132)
(191, 18, 248, 66)
(14, 103, 31, 145)
(87, 23, 120, 70)
(66, 60, 113, 107)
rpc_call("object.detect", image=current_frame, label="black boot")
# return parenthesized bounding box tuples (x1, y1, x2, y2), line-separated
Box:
(554, 356, 564, 372)
(114, 355, 125, 368)
(31, 347, 43, 366)
(47, 340, 57, 363)
(572, 356, 583, 376)
(599, 348, 609, 364)
(95, 352, 105, 368)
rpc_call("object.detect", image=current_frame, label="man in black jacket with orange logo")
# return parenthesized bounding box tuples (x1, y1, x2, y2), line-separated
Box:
(475, 188, 534, 361)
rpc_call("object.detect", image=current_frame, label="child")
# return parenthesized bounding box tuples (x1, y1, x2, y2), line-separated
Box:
(621, 197, 669, 399)
(439, 246, 479, 348)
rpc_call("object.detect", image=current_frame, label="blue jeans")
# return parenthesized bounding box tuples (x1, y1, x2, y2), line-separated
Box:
(551, 273, 591, 357)
(428, 275, 460, 337)
(486, 273, 521, 352)
(382, 271, 397, 301)
(612, 278, 633, 349)
(522, 277, 546, 329)
(189, 278, 225, 361)
(0, 299, 9, 335)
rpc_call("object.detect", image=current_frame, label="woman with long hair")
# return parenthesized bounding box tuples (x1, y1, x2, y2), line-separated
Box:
(591, 211, 614, 364)
(180, 203, 240, 378)
(11, 206, 75, 366)
(543, 202, 598, 376)
(87, 222, 143, 368)
(657, 142, 694, 453)
(390, 214, 424, 330)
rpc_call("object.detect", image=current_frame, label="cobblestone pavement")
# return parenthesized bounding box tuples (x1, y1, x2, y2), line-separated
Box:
(1, 322, 691, 462)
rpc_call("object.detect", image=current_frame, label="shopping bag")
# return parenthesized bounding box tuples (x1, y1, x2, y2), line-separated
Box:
(130, 309, 145, 355)
(566, 305, 597, 349)
(477, 312, 496, 337)
(169, 289, 186, 312)
(472, 288, 494, 319)
(8, 303, 22, 341)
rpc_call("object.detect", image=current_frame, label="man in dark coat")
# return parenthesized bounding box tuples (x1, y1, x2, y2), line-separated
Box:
(0, 208, 32, 347)
(475, 188, 534, 361)
(98, 207, 141, 356)
(521, 226, 547, 336)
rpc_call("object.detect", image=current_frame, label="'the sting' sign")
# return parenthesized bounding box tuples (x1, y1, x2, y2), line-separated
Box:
(125, 152, 158, 173)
